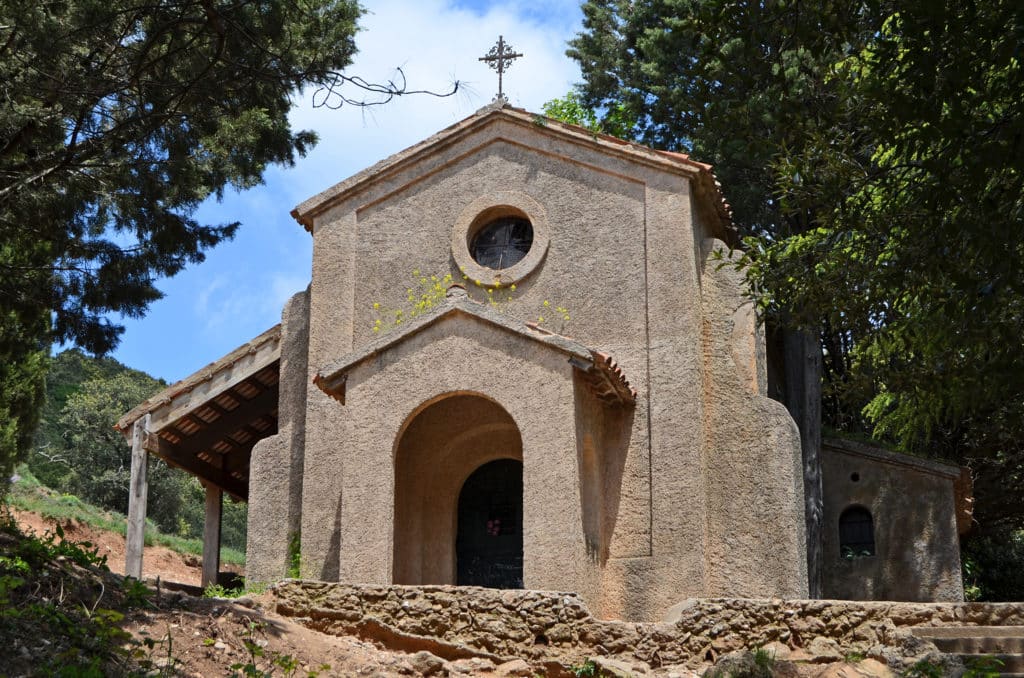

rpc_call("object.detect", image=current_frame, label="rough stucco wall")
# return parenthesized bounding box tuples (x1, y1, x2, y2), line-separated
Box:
(699, 238, 807, 599)
(297, 116, 807, 618)
(299, 210, 358, 581)
(614, 171, 708, 621)
(821, 440, 964, 602)
(246, 289, 310, 585)
(393, 394, 523, 585)
(303, 122, 680, 619)
(331, 316, 598, 606)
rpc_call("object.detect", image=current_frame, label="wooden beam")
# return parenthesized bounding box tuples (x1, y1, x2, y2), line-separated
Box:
(143, 431, 248, 500)
(173, 386, 278, 459)
(202, 484, 222, 588)
(144, 345, 280, 432)
(126, 415, 150, 579)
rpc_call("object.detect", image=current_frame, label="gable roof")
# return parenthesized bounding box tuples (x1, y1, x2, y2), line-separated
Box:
(290, 101, 736, 245)
(313, 285, 636, 407)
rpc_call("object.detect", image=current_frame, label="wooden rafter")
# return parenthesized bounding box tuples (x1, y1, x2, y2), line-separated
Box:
(173, 386, 278, 460)
(143, 432, 247, 500)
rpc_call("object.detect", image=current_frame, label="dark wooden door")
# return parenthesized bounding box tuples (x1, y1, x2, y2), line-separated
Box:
(456, 459, 523, 588)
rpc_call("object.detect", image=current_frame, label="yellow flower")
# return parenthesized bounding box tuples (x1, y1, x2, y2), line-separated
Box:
(412, 269, 420, 277)
(510, 284, 516, 291)
(372, 302, 380, 310)
(543, 300, 550, 307)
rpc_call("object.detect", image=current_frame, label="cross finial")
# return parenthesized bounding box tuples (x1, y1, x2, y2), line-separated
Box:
(479, 36, 523, 102)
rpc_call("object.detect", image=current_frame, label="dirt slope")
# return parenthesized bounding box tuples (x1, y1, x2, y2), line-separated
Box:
(12, 508, 239, 587)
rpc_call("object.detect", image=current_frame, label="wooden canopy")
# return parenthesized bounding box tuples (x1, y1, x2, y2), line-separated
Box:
(115, 324, 282, 501)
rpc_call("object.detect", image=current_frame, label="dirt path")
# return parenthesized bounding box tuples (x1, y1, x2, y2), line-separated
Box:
(12, 509, 241, 587)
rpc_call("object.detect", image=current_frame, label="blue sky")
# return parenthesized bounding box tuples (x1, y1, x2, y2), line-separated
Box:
(110, 0, 585, 382)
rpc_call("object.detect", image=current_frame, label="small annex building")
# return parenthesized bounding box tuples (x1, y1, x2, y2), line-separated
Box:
(116, 101, 965, 621)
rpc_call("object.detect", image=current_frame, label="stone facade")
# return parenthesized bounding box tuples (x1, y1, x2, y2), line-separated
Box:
(245, 102, 808, 620)
(820, 438, 965, 602)
(272, 581, 1024, 675)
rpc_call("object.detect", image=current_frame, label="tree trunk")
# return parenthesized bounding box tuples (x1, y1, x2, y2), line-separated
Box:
(783, 328, 823, 598)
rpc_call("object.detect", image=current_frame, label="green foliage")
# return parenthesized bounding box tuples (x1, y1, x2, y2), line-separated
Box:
(0, 316, 46, 496)
(964, 656, 1004, 678)
(961, 528, 1024, 601)
(900, 658, 945, 678)
(8, 466, 245, 565)
(287, 531, 302, 579)
(179, 475, 249, 553)
(371, 271, 457, 334)
(541, 91, 635, 139)
(0, 0, 363, 355)
(370, 269, 571, 336)
(121, 578, 154, 610)
(570, 659, 598, 677)
(570, 0, 1024, 532)
(30, 349, 157, 489)
(57, 370, 182, 528)
(0, 0, 363, 486)
(230, 620, 330, 677)
(752, 647, 774, 672)
(204, 583, 246, 599)
(25, 349, 249, 553)
(0, 511, 180, 675)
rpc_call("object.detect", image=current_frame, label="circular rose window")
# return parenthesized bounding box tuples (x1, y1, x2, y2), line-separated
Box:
(470, 216, 534, 270)
(452, 192, 549, 286)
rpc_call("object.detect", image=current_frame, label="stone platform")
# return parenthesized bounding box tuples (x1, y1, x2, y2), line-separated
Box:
(271, 581, 1024, 675)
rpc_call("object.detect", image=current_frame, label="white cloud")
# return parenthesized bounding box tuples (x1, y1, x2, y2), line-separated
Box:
(283, 0, 583, 203)
(113, 1, 583, 380)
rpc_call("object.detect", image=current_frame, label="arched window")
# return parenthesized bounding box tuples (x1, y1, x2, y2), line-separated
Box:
(839, 506, 875, 558)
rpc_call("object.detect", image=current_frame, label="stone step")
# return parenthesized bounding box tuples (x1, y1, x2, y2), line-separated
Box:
(911, 627, 1024, 654)
(954, 654, 1024, 675)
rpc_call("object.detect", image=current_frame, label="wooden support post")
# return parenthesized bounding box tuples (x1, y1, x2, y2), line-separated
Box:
(126, 414, 150, 579)
(202, 483, 223, 588)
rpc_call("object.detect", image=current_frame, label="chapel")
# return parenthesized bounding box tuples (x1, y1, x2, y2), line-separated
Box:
(117, 101, 966, 621)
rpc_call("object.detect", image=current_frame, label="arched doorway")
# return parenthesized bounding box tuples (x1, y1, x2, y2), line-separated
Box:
(392, 393, 522, 585)
(456, 459, 523, 588)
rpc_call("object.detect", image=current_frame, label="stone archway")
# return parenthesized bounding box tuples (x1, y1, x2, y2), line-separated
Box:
(392, 393, 522, 585)
(456, 459, 523, 588)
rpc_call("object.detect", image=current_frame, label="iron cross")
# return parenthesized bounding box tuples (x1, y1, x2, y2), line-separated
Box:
(479, 36, 523, 100)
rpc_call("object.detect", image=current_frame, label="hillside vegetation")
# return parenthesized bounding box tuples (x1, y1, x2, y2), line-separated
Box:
(24, 349, 247, 556)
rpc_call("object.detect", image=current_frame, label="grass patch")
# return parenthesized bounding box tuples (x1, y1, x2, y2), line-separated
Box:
(8, 466, 244, 566)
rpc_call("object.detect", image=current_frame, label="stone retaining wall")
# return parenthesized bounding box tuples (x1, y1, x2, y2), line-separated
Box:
(272, 581, 1024, 674)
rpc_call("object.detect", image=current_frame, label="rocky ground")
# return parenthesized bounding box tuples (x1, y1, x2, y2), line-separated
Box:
(1, 509, 984, 676)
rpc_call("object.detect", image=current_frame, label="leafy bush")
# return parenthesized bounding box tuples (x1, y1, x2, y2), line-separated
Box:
(962, 528, 1024, 601)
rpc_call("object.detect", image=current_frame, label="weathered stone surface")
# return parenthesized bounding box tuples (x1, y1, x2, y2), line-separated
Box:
(447, 657, 496, 674)
(274, 583, 1024, 675)
(812, 659, 895, 678)
(592, 655, 648, 676)
(494, 658, 533, 676)
(408, 650, 445, 676)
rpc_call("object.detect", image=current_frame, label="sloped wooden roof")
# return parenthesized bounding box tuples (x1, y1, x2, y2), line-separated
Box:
(115, 325, 282, 500)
